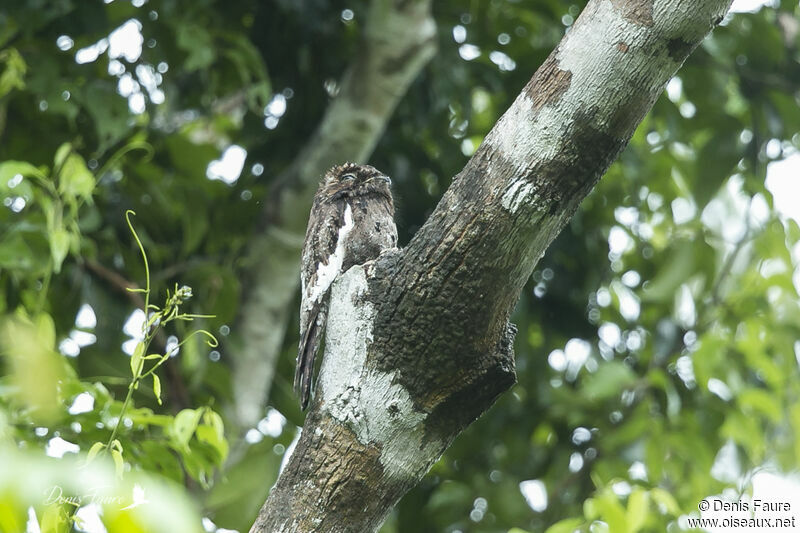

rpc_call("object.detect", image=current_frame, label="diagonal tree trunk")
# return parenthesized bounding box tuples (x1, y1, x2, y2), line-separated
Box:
(249, 0, 733, 531)
(230, 0, 437, 428)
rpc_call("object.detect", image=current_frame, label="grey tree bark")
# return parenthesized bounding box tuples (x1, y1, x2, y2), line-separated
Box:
(229, 0, 437, 428)
(250, 0, 733, 531)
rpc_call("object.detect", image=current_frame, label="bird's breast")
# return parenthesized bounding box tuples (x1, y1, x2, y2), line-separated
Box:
(342, 199, 397, 270)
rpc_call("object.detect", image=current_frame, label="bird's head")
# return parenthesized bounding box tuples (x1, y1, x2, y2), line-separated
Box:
(321, 163, 392, 201)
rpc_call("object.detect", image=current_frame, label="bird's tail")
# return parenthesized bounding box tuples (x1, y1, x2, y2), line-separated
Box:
(295, 302, 325, 410)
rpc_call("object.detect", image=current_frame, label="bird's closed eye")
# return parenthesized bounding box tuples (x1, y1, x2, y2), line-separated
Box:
(342, 173, 356, 181)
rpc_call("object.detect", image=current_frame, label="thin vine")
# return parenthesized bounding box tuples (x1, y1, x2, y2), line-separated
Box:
(88, 210, 218, 475)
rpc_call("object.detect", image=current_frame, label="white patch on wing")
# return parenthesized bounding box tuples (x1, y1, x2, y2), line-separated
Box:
(306, 203, 354, 306)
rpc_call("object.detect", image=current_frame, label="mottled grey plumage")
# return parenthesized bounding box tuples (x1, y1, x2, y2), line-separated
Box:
(296, 163, 397, 410)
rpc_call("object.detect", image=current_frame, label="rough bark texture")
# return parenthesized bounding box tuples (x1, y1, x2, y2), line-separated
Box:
(250, 0, 733, 531)
(230, 0, 437, 428)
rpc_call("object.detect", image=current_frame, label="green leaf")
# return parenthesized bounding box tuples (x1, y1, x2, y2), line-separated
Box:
(0, 48, 27, 98)
(53, 143, 72, 170)
(593, 489, 628, 533)
(0, 15, 17, 48)
(626, 488, 649, 533)
(139, 440, 184, 483)
(170, 409, 203, 449)
(0, 161, 46, 186)
(57, 152, 95, 203)
(692, 332, 727, 391)
(152, 374, 162, 405)
(196, 410, 228, 463)
(737, 321, 785, 388)
(737, 387, 782, 424)
(165, 134, 219, 179)
(581, 361, 637, 401)
(195, 424, 228, 463)
(693, 123, 741, 208)
(202, 409, 224, 435)
(180, 446, 211, 488)
(34, 313, 56, 350)
(181, 212, 209, 256)
(0, 232, 35, 271)
(85, 442, 105, 464)
(48, 229, 70, 273)
(641, 239, 696, 302)
(721, 411, 765, 460)
(111, 449, 124, 479)
(650, 488, 680, 516)
(39, 503, 67, 533)
(0, 492, 24, 533)
(128, 408, 172, 427)
(584, 497, 598, 520)
(76, 80, 134, 152)
(645, 435, 665, 482)
(130, 342, 145, 377)
(176, 24, 216, 71)
(646, 369, 681, 420)
(543, 518, 583, 533)
(220, 33, 271, 111)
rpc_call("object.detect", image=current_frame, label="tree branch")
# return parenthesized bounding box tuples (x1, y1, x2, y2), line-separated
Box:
(250, 0, 733, 531)
(229, 0, 437, 428)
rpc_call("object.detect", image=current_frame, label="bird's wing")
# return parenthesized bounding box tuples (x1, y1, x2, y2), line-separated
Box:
(295, 201, 354, 409)
(295, 299, 325, 410)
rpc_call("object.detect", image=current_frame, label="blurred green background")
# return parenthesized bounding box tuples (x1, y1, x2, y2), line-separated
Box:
(1, 0, 800, 532)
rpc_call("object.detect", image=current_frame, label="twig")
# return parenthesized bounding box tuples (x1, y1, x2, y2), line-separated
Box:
(81, 259, 191, 412)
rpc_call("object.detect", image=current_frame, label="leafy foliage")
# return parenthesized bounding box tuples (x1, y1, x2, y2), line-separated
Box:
(1, 0, 800, 532)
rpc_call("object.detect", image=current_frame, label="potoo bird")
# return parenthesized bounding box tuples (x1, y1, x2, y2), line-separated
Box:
(295, 163, 397, 410)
